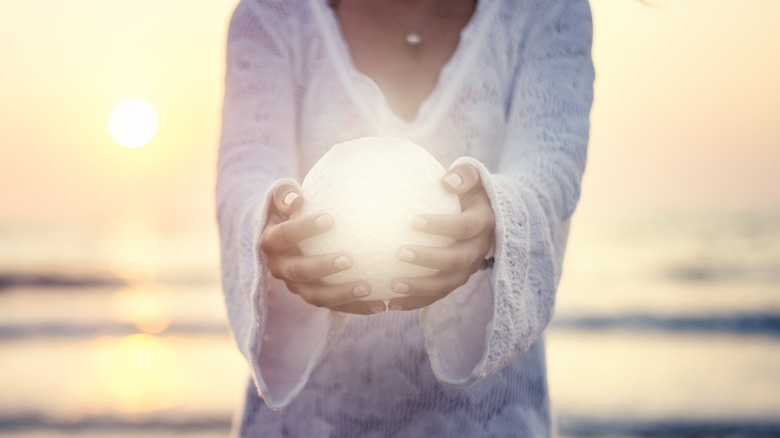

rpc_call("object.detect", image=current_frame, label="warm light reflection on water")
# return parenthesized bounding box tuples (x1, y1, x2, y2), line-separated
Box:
(546, 331, 780, 420)
(104, 212, 162, 285)
(111, 284, 172, 334)
(0, 335, 246, 422)
(0, 211, 777, 437)
(88, 334, 182, 416)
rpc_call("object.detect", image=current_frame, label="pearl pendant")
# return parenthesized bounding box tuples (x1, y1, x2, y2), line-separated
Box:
(405, 32, 422, 46)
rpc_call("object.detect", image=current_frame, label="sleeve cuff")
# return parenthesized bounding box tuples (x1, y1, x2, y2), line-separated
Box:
(419, 157, 504, 386)
(244, 178, 349, 409)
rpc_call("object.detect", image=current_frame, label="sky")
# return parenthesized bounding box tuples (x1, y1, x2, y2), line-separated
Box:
(585, 0, 780, 215)
(0, 0, 779, 236)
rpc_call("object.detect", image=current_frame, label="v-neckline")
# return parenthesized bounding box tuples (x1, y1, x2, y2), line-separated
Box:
(311, 0, 490, 133)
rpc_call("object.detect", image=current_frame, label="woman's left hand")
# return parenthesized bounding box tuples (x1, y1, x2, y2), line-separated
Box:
(387, 163, 495, 311)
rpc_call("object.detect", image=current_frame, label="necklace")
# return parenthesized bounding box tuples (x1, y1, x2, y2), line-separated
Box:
(384, 0, 449, 46)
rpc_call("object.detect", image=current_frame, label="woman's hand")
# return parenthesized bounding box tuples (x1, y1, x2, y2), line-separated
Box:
(259, 185, 386, 314)
(387, 164, 495, 311)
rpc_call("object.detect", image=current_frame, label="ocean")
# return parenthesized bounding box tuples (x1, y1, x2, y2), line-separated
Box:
(1, 209, 778, 437)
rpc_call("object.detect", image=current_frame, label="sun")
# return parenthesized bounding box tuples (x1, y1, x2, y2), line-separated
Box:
(109, 100, 158, 148)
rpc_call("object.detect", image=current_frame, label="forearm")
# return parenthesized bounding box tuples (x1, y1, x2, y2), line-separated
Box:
(217, 1, 348, 408)
(422, 0, 595, 386)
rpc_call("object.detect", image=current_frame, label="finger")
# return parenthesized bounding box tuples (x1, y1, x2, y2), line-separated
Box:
(268, 252, 354, 283)
(287, 279, 374, 308)
(272, 184, 303, 216)
(412, 208, 492, 240)
(330, 300, 387, 315)
(386, 295, 440, 311)
(390, 269, 473, 298)
(260, 212, 334, 253)
(397, 239, 486, 273)
(442, 163, 481, 195)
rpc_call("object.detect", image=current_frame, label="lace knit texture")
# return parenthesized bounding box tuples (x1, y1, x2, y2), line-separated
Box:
(216, 0, 594, 436)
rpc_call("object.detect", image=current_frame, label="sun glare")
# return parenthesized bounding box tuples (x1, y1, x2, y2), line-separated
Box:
(109, 100, 158, 148)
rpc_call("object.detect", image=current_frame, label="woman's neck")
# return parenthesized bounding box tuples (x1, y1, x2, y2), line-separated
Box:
(334, 0, 475, 121)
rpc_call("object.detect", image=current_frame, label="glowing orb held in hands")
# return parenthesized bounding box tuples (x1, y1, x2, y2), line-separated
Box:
(293, 137, 461, 301)
(109, 100, 158, 148)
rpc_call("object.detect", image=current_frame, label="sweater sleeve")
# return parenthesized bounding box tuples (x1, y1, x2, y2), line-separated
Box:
(216, 0, 347, 409)
(421, 0, 595, 386)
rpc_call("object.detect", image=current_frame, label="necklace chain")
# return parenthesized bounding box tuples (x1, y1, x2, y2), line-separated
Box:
(384, 0, 448, 46)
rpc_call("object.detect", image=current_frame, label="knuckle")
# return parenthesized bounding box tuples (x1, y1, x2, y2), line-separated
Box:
(271, 226, 291, 249)
(285, 281, 302, 294)
(268, 263, 282, 279)
(282, 263, 304, 282)
(259, 231, 273, 253)
(448, 272, 470, 290)
(479, 241, 493, 258)
(305, 292, 327, 308)
(483, 216, 495, 233)
(461, 216, 481, 237)
(422, 280, 442, 296)
(295, 288, 315, 305)
(448, 253, 471, 271)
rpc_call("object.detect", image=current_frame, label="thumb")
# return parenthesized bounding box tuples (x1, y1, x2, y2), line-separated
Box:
(442, 163, 481, 195)
(272, 184, 303, 216)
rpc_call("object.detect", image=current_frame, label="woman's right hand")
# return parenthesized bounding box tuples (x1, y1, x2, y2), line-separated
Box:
(259, 184, 386, 315)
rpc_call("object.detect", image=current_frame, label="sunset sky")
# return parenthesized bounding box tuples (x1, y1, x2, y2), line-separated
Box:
(1, 0, 778, 234)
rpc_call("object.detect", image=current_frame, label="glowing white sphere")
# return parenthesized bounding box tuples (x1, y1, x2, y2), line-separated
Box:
(293, 137, 461, 301)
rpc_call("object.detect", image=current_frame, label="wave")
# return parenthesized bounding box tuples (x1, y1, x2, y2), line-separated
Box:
(663, 263, 780, 283)
(0, 413, 230, 433)
(2, 414, 779, 437)
(0, 322, 229, 340)
(558, 416, 780, 438)
(0, 273, 125, 291)
(2, 314, 779, 340)
(551, 313, 780, 336)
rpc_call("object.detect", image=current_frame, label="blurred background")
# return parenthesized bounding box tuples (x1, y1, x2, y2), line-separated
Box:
(0, 0, 778, 437)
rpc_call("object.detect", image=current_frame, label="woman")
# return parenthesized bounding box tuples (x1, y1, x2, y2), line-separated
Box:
(217, 0, 594, 436)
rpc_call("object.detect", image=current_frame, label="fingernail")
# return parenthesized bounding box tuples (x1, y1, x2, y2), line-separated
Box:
(390, 304, 403, 311)
(352, 284, 370, 298)
(371, 305, 386, 314)
(398, 249, 415, 263)
(282, 191, 299, 207)
(315, 214, 333, 229)
(412, 216, 427, 230)
(334, 255, 352, 270)
(443, 172, 462, 189)
(392, 282, 410, 294)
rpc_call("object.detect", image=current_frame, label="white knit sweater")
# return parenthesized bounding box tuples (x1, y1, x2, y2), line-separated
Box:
(217, 0, 594, 436)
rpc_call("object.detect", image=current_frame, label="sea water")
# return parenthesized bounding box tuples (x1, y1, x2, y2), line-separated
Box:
(0, 209, 778, 437)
